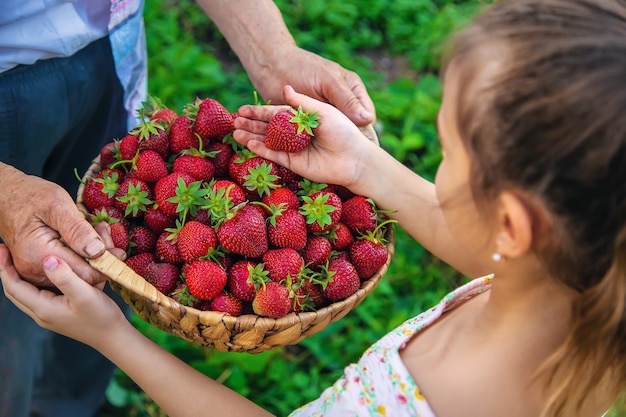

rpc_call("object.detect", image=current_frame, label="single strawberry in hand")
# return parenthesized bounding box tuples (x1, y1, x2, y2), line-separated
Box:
(265, 106, 320, 153)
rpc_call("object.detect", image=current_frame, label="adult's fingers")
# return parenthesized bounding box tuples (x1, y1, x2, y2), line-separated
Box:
(321, 72, 376, 126)
(46, 189, 106, 260)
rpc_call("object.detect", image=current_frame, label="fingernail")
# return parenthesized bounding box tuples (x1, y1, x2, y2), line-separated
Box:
(360, 110, 373, 121)
(43, 256, 59, 270)
(85, 239, 105, 257)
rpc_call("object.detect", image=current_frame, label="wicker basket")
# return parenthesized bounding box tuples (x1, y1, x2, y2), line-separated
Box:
(76, 125, 394, 353)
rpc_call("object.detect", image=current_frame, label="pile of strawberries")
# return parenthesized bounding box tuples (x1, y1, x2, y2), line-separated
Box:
(81, 96, 393, 319)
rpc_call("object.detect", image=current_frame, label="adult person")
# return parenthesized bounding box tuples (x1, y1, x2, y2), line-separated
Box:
(0, 1, 375, 416)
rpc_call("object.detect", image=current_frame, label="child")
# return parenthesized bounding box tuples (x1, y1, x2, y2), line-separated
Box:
(1, 0, 624, 415)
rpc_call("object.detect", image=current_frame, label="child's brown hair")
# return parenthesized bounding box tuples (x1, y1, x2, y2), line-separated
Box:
(446, 0, 626, 415)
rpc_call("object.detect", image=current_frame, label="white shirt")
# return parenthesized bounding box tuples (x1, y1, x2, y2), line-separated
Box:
(0, 0, 110, 73)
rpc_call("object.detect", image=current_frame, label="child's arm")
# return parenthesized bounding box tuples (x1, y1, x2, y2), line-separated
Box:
(0, 244, 274, 417)
(233, 86, 488, 277)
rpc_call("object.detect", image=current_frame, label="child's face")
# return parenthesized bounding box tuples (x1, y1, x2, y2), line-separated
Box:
(434, 64, 493, 258)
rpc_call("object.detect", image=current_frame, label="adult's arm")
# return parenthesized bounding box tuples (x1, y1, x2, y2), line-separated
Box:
(195, 0, 376, 126)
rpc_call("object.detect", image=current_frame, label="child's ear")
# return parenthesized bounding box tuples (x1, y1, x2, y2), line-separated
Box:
(494, 191, 534, 259)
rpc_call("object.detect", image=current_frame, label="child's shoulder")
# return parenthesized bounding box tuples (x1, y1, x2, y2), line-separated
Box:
(374, 275, 493, 350)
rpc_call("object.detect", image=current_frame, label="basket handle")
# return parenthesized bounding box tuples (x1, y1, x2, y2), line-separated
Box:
(359, 124, 378, 145)
(88, 250, 163, 303)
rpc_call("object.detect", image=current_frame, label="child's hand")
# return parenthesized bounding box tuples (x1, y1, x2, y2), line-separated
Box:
(233, 85, 377, 191)
(0, 244, 129, 349)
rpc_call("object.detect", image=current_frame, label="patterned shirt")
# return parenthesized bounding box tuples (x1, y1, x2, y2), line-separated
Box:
(290, 275, 493, 417)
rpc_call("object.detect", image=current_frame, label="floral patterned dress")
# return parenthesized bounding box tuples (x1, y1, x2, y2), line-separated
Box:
(289, 275, 493, 417)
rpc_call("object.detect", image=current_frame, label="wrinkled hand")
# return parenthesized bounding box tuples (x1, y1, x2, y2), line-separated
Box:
(0, 243, 128, 348)
(0, 168, 112, 287)
(233, 85, 378, 195)
(249, 47, 376, 127)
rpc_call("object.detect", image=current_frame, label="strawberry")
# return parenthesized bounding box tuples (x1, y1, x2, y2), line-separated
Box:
(154, 172, 199, 217)
(276, 164, 299, 186)
(88, 206, 127, 228)
(172, 154, 215, 182)
(209, 292, 243, 316)
(132, 108, 170, 159)
(227, 260, 268, 302)
(239, 157, 280, 197)
(348, 239, 388, 280)
(205, 141, 233, 177)
(327, 222, 354, 251)
(262, 248, 304, 283)
(125, 252, 157, 276)
(189, 208, 211, 225)
(302, 279, 327, 307)
(341, 196, 378, 233)
(144, 206, 176, 235)
(133, 149, 169, 183)
(99, 141, 119, 168)
(319, 258, 360, 301)
(169, 115, 199, 154)
(300, 191, 342, 233)
(176, 221, 218, 264)
(302, 235, 332, 268)
(143, 95, 177, 126)
(334, 185, 356, 202)
(185, 259, 227, 300)
(347, 219, 395, 279)
(217, 204, 268, 258)
(144, 262, 181, 295)
(82, 175, 117, 211)
(119, 133, 139, 161)
(109, 221, 129, 251)
(265, 106, 319, 153)
(156, 231, 184, 264)
(227, 150, 254, 185)
(203, 179, 244, 225)
(211, 179, 247, 205)
(169, 282, 201, 307)
(114, 178, 153, 218)
(266, 207, 308, 250)
(184, 98, 234, 140)
(252, 281, 291, 318)
(82, 168, 123, 212)
(262, 187, 300, 211)
(129, 225, 157, 255)
(151, 108, 178, 126)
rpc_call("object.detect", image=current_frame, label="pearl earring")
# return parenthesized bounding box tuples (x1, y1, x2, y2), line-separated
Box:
(492, 252, 502, 262)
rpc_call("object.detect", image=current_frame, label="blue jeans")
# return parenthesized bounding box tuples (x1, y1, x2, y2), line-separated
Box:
(0, 36, 130, 417)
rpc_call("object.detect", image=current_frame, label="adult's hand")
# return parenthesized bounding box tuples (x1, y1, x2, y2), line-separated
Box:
(250, 46, 376, 127)
(0, 164, 108, 287)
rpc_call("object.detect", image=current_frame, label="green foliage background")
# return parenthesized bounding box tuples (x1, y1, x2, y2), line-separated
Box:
(101, 1, 493, 416)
